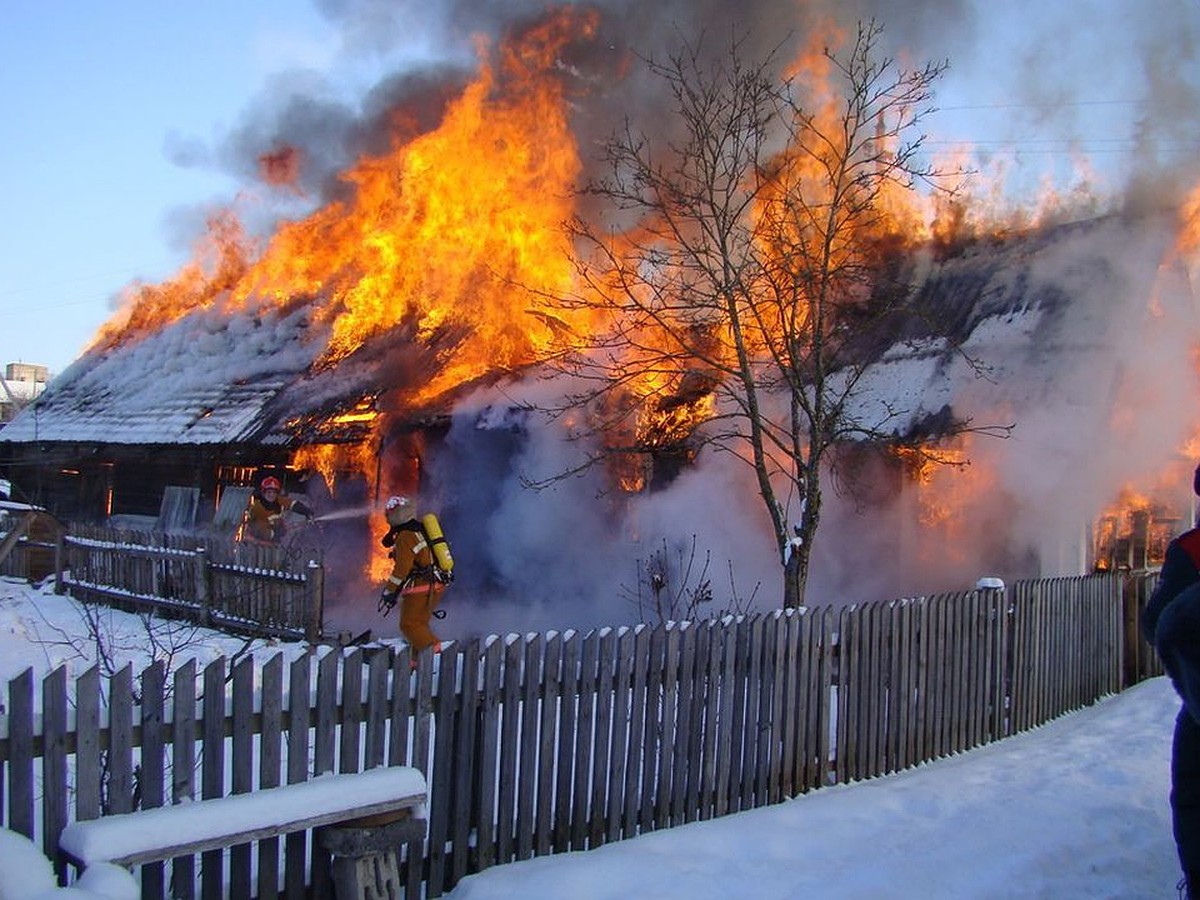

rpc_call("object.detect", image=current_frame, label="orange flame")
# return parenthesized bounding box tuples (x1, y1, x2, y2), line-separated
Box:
(239, 12, 597, 404)
(97, 10, 600, 406)
(93, 212, 254, 352)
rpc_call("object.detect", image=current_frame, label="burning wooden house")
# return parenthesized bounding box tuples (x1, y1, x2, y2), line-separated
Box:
(2, 12, 1199, 625)
(2, 207, 1194, 587)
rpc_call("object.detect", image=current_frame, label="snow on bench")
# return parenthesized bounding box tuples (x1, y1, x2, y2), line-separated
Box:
(59, 767, 427, 869)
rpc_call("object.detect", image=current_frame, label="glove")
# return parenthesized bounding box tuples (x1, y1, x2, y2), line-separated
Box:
(378, 589, 399, 614)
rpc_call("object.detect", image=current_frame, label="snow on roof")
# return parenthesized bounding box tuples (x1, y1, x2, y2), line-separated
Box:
(843, 212, 1182, 438)
(0, 304, 325, 445)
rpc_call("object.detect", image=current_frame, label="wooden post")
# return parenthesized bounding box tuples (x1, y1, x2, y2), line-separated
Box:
(306, 559, 324, 643)
(319, 816, 426, 900)
(194, 546, 211, 627)
(1130, 509, 1150, 570)
(54, 525, 64, 595)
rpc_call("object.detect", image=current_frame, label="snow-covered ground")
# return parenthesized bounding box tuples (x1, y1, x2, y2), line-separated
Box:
(0, 576, 1186, 899)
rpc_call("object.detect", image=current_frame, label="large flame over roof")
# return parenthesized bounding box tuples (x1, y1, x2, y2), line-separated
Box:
(95, 9, 601, 411)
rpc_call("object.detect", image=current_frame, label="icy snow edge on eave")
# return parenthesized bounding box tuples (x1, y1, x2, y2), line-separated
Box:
(0, 304, 324, 445)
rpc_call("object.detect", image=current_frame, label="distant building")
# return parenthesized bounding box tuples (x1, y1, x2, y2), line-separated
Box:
(0, 363, 50, 425)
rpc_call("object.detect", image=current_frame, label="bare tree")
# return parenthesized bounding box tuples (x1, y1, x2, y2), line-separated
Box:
(539, 21, 998, 607)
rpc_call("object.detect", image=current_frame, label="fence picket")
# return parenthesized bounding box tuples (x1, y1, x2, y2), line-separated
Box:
(606, 629, 635, 842)
(285, 654, 310, 900)
(231, 656, 255, 900)
(639, 627, 663, 833)
(75, 666, 101, 823)
(623, 627, 650, 836)
(731, 618, 753, 812)
(835, 606, 854, 784)
(677, 621, 702, 825)
(497, 637, 522, 862)
(752, 615, 773, 806)
(365, 650, 389, 770)
(589, 630, 615, 845)
(201, 658, 226, 900)
(515, 636, 540, 860)
(172, 660, 197, 900)
(427, 642, 460, 897)
(141, 661, 167, 900)
(42, 666, 68, 878)
(656, 625, 681, 826)
(477, 638, 503, 870)
(453, 640, 480, 884)
(571, 633, 598, 850)
(258, 655, 283, 900)
(555, 632, 579, 852)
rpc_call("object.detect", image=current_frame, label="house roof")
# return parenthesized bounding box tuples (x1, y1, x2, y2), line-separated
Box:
(1, 210, 1188, 452)
(0, 304, 326, 446)
(845, 211, 1189, 441)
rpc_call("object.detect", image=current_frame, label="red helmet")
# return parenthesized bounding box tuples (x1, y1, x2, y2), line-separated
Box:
(261, 476, 282, 492)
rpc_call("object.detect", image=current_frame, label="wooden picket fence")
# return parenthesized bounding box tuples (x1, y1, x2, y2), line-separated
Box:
(0, 573, 1138, 899)
(56, 525, 325, 641)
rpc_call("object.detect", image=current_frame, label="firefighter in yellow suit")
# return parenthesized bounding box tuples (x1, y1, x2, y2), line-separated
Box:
(241, 475, 313, 544)
(377, 496, 449, 656)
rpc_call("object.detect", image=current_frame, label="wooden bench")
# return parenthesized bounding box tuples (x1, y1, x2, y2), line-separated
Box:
(59, 767, 426, 876)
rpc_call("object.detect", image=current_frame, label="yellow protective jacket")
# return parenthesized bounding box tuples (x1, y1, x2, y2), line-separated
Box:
(241, 491, 311, 544)
(383, 520, 437, 587)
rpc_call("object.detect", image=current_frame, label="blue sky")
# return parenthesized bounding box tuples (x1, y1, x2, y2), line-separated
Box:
(2, 0, 1197, 376)
(0, 1, 410, 375)
(0, 3, 354, 374)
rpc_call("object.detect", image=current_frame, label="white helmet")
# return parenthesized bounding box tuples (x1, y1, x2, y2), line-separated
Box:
(385, 495, 414, 525)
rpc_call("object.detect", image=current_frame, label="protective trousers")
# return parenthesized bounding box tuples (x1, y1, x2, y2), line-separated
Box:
(1173, 711, 1200, 893)
(399, 580, 445, 653)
